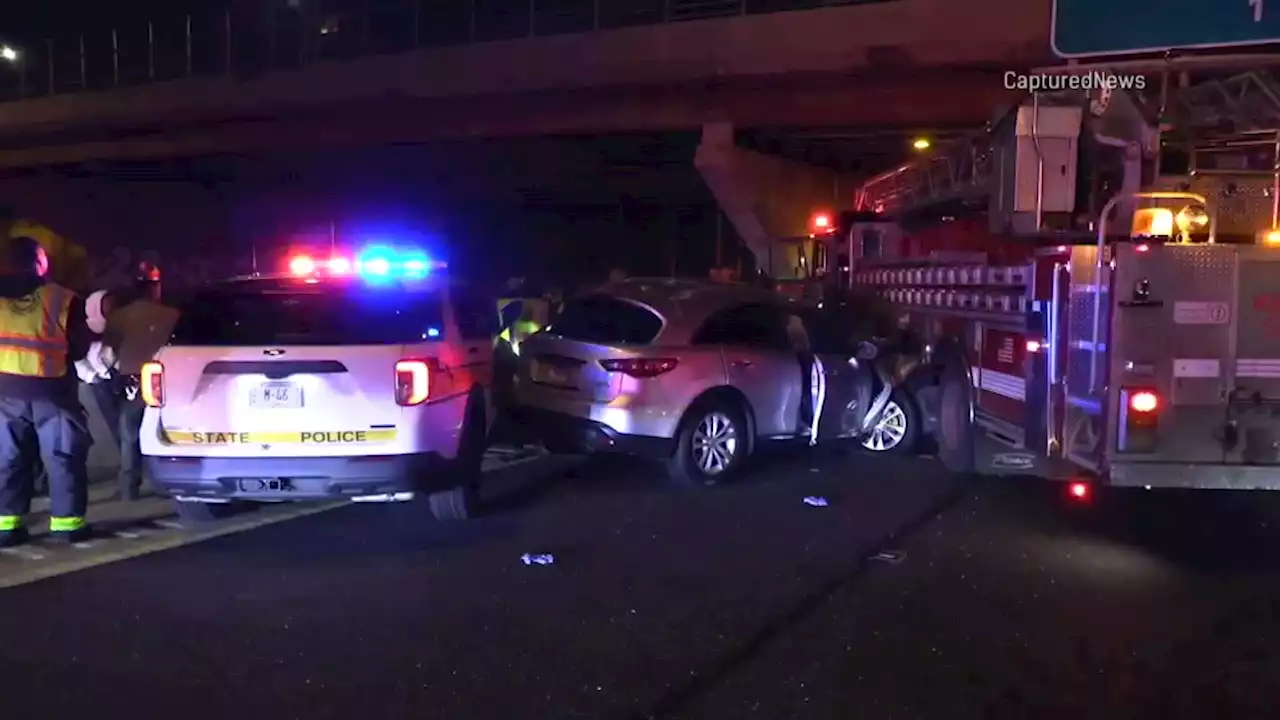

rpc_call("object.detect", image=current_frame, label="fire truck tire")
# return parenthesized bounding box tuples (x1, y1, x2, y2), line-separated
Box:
(667, 398, 750, 486)
(937, 366, 977, 474)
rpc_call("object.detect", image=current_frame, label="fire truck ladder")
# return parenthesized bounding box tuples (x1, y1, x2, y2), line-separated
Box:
(854, 127, 997, 216)
(859, 70, 1280, 217)
(1174, 70, 1280, 136)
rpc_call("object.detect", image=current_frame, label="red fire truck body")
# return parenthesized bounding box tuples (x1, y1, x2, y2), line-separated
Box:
(800, 90, 1280, 490)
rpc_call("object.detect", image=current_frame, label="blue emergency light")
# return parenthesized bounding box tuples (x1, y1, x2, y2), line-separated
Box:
(288, 247, 444, 280)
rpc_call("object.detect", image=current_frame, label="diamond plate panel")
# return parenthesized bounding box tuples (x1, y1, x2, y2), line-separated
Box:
(1169, 175, 1275, 238)
(1110, 243, 1235, 464)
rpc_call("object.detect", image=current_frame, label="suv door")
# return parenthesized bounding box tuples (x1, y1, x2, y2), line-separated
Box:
(694, 303, 804, 437)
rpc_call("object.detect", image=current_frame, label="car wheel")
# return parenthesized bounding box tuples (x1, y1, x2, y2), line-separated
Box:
(860, 391, 920, 454)
(427, 396, 486, 521)
(173, 500, 238, 524)
(667, 400, 749, 486)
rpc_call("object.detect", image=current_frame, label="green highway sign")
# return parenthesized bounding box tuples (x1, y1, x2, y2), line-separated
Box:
(1053, 0, 1280, 57)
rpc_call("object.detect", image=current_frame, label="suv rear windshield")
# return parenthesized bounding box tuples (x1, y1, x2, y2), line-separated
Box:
(548, 294, 663, 345)
(170, 285, 447, 346)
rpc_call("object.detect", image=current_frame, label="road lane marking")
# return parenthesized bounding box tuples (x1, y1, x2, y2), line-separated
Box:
(0, 547, 46, 561)
(0, 452, 568, 590)
(0, 502, 345, 590)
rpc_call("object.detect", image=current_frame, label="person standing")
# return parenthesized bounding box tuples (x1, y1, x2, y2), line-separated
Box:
(0, 237, 94, 546)
(81, 264, 176, 501)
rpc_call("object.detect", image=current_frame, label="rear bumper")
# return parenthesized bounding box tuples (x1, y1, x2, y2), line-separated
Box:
(1110, 461, 1280, 490)
(509, 405, 673, 459)
(145, 453, 459, 501)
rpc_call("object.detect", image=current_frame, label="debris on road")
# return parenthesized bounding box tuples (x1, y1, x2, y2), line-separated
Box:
(869, 550, 906, 564)
(521, 553, 555, 566)
(803, 496, 829, 507)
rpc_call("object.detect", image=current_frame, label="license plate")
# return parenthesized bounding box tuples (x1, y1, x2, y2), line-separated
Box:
(250, 381, 302, 408)
(532, 361, 575, 387)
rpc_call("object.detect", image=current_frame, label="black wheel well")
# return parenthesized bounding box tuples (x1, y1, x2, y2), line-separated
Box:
(679, 386, 757, 455)
(916, 334, 970, 388)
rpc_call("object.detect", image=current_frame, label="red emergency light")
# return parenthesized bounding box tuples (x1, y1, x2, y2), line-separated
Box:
(1067, 481, 1090, 502)
(811, 213, 832, 232)
(287, 249, 444, 279)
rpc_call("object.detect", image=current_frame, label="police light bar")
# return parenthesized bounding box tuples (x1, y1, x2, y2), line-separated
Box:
(286, 249, 445, 279)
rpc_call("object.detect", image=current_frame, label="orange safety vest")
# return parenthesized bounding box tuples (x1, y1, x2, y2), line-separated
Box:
(0, 283, 73, 378)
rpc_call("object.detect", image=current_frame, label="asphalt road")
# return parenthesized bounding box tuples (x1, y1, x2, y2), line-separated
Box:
(3, 449, 1278, 719)
(676, 480, 1280, 720)
(0, 445, 963, 718)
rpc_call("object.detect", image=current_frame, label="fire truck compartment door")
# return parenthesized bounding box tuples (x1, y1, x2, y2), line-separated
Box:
(1228, 252, 1280, 464)
(1111, 244, 1232, 465)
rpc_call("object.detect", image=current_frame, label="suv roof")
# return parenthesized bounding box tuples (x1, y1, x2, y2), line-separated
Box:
(577, 278, 788, 343)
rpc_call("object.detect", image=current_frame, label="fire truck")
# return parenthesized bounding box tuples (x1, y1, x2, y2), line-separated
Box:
(786, 73, 1280, 491)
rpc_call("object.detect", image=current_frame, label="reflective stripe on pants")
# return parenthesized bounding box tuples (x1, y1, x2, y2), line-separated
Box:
(49, 516, 85, 533)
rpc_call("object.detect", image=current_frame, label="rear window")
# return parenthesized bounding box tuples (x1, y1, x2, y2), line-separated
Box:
(170, 287, 447, 346)
(548, 294, 663, 345)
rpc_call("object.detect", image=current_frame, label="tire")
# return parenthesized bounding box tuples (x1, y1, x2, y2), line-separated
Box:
(173, 500, 238, 524)
(860, 390, 921, 454)
(426, 396, 486, 521)
(666, 399, 750, 486)
(936, 365, 976, 474)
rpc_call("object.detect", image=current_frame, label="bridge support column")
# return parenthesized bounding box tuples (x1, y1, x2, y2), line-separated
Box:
(695, 122, 854, 277)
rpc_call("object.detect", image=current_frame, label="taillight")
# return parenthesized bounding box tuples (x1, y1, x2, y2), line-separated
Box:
(395, 360, 430, 406)
(140, 361, 164, 407)
(1067, 480, 1091, 502)
(1121, 388, 1159, 453)
(1129, 390, 1158, 413)
(599, 358, 678, 378)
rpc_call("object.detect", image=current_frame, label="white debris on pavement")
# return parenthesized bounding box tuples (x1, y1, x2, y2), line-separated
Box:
(521, 553, 555, 566)
(802, 496, 829, 507)
(870, 550, 906, 564)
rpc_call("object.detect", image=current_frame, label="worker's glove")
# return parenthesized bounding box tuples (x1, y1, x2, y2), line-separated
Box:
(74, 358, 101, 384)
(81, 340, 116, 381)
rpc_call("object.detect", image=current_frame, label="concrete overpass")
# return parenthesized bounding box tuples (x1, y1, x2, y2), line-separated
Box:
(0, 0, 1051, 272)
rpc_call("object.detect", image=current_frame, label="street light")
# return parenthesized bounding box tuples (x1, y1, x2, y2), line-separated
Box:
(911, 137, 931, 151)
(0, 46, 18, 63)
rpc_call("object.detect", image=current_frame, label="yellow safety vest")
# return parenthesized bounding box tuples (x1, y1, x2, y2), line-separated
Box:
(496, 298, 547, 354)
(0, 283, 73, 378)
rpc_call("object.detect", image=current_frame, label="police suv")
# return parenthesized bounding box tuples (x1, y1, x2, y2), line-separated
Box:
(139, 249, 500, 523)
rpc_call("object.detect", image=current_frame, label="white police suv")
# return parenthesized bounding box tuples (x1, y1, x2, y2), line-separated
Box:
(139, 248, 500, 523)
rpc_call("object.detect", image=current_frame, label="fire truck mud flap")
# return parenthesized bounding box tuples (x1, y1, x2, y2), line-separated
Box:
(932, 340, 976, 474)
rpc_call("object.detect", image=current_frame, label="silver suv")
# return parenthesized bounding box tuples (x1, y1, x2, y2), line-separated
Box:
(511, 279, 822, 484)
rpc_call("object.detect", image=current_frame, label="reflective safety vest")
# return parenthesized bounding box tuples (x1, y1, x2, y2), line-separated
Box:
(496, 297, 549, 354)
(0, 283, 73, 378)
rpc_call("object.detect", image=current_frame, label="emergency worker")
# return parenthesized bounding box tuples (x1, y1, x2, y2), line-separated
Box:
(1, 209, 92, 291)
(0, 237, 94, 546)
(80, 263, 176, 501)
(8, 232, 54, 498)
